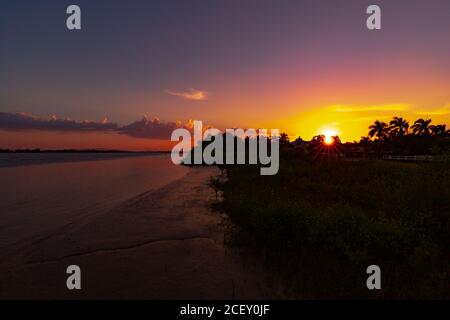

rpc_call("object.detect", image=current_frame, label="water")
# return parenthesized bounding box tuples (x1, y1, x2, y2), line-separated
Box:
(0, 152, 161, 168)
(0, 154, 189, 256)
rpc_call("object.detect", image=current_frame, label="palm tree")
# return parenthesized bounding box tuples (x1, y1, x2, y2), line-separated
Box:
(279, 132, 290, 147)
(368, 120, 389, 141)
(411, 118, 432, 135)
(389, 117, 409, 137)
(430, 124, 447, 136)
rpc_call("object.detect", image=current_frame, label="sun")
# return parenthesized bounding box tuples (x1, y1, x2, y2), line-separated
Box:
(323, 129, 336, 145)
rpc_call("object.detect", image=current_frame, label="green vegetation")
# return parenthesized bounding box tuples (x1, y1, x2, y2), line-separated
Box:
(217, 153, 449, 298)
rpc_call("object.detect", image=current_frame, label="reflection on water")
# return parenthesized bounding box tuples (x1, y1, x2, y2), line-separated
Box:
(0, 154, 189, 255)
(0, 152, 158, 168)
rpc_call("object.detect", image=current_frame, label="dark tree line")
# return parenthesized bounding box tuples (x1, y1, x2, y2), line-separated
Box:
(367, 117, 449, 141)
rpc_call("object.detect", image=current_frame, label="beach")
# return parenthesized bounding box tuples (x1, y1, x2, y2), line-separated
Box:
(0, 158, 268, 299)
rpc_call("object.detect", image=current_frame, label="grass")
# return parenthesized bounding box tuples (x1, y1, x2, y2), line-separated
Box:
(216, 155, 449, 299)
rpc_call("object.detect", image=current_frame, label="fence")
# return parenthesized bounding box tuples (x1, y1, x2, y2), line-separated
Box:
(382, 155, 434, 161)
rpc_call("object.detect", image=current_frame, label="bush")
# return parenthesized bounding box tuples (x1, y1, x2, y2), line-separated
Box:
(219, 157, 450, 298)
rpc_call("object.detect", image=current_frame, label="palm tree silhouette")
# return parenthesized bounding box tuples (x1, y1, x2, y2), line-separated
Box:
(279, 132, 290, 147)
(389, 117, 409, 137)
(430, 124, 447, 136)
(411, 118, 432, 135)
(368, 120, 389, 141)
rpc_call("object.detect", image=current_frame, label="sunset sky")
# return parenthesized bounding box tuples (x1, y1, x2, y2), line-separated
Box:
(1, 0, 449, 150)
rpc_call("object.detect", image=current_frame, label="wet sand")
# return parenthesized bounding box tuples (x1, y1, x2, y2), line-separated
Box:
(0, 166, 269, 299)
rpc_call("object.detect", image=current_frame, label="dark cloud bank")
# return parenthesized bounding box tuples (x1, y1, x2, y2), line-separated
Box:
(0, 112, 193, 140)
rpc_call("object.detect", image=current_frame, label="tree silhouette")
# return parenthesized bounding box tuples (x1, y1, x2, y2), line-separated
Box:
(359, 136, 371, 144)
(411, 118, 432, 136)
(332, 135, 341, 145)
(279, 132, 290, 148)
(389, 117, 409, 137)
(368, 120, 389, 141)
(430, 124, 448, 136)
(311, 134, 326, 145)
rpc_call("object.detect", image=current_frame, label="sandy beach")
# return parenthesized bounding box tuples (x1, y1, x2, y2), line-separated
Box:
(0, 166, 269, 299)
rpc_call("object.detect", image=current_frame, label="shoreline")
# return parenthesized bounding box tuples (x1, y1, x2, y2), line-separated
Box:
(0, 152, 168, 168)
(0, 166, 270, 299)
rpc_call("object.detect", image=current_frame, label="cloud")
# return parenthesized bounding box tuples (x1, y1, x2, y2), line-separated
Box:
(416, 103, 450, 116)
(118, 115, 194, 139)
(332, 104, 408, 113)
(0, 112, 118, 132)
(0, 112, 213, 140)
(165, 88, 208, 101)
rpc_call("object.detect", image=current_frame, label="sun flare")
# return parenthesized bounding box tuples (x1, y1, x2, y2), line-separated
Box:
(323, 129, 336, 145)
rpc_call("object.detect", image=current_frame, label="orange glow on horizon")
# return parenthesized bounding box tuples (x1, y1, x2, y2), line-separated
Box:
(268, 102, 450, 143)
(0, 130, 176, 151)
